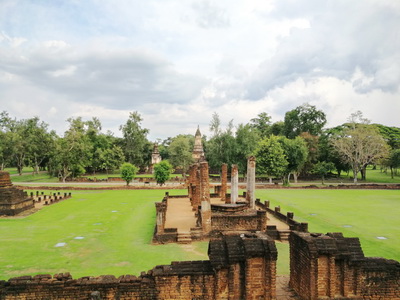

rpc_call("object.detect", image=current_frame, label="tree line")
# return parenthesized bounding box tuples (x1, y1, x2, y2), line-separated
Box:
(1, 104, 399, 183)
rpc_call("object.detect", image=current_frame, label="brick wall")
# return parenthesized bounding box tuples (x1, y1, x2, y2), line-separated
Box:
(289, 231, 400, 299)
(211, 210, 267, 232)
(0, 234, 277, 300)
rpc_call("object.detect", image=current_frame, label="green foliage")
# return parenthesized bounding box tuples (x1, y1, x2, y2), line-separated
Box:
(284, 103, 327, 139)
(120, 162, 139, 185)
(374, 124, 400, 149)
(153, 160, 174, 185)
(235, 123, 260, 173)
(255, 136, 288, 180)
(119, 112, 150, 169)
(168, 135, 193, 173)
(250, 112, 272, 138)
(278, 136, 308, 182)
(206, 113, 237, 172)
(332, 113, 389, 183)
(312, 161, 335, 184)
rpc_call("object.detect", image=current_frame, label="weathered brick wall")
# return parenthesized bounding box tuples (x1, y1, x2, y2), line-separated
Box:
(0, 234, 277, 300)
(211, 210, 267, 232)
(0, 171, 34, 216)
(289, 231, 400, 300)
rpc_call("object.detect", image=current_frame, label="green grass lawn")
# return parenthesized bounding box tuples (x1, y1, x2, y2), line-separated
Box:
(256, 189, 400, 262)
(0, 189, 208, 280)
(0, 188, 398, 280)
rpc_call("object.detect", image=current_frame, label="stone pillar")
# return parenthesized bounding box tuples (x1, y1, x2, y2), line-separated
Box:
(155, 202, 165, 234)
(221, 163, 228, 203)
(231, 164, 238, 204)
(199, 161, 211, 234)
(246, 156, 256, 209)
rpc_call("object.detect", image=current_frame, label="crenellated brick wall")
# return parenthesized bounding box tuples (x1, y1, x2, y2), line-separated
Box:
(0, 234, 277, 300)
(289, 231, 400, 300)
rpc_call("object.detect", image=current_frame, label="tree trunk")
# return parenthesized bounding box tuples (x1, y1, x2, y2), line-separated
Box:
(360, 166, 367, 181)
(321, 175, 325, 185)
(391, 167, 394, 179)
(293, 172, 298, 183)
(353, 170, 358, 183)
(269, 177, 272, 184)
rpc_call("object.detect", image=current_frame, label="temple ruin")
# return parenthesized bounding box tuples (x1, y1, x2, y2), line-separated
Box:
(0, 171, 34, 216)
(192, 126, 205, 162)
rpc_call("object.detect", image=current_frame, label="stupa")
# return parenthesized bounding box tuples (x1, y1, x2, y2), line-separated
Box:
(0, 171, 34, 216)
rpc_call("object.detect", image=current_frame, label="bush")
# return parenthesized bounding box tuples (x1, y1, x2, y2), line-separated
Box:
(153, 161, 174, 186)
(120, 163, 139, 186)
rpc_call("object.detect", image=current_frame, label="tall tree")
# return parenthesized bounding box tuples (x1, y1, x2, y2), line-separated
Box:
(235, 123, 260, 174)
(284, 103, 327, 139)
(332, 112, 389, 183)
(206, 113, 237, 172)
(250, 112, 272, 138)
(119, 112, 150, 169)
(168, 135, 194, 174)
(255, 136, 288, 183)
(278, 136, 308, 183)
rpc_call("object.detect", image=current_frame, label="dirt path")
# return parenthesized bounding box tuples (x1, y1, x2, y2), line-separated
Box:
(164, 197, 196, 232)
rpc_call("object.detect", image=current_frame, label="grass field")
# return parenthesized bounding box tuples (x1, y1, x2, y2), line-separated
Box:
(0, 188, 398, 280)
(0, 190, 208, 280)
(256, 189, 400, 262)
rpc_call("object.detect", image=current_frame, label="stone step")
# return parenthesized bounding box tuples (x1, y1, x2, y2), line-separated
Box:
(279, 230, 291, 241)
(177, 232, 192, 244)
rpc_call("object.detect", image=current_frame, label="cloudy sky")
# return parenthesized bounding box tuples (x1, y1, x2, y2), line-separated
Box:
(0, 0, 399, 140)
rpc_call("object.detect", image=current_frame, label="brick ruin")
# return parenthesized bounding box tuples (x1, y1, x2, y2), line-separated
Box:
(1, 232, 398, 299)
(154, 158, 270, 243)
(0, 234, 278, 300)
(289, 231, 400, 299)
(0, 171, 34, 216)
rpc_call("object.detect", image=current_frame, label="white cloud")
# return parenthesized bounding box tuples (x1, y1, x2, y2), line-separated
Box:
(0, 0, 399, 140)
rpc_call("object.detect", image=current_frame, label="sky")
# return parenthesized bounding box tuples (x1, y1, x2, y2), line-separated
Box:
(0, 0, 399, 141)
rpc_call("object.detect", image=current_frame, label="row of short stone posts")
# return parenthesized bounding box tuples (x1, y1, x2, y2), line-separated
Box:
(30, 191, 72, 206)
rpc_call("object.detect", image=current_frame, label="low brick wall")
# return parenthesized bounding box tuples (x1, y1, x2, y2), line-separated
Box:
(0, 234, 277, 300)
(211, 210, 266, 232)
(289, 231, 400, 299)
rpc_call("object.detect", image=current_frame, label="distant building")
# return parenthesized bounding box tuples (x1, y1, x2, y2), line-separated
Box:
(192, 126, 205, 162)
(150, 143, 162, 173)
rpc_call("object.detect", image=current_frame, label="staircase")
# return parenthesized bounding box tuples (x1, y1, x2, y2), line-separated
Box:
(177, 231, 192, 244)
(279, 230, 291, 241)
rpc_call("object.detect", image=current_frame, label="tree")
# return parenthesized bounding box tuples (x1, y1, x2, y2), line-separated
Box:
(235, 123, 260, 174)
(284, 103, 327, 139)
(255, 136, 288, 183)
(49, 119, 92, 183)
(385, 149, 400, 179)
(250, 112, 272, 138)
(206, 113, 237, 172)
(168, 135, 193, 174)
(332, 112, 389, 183)
(278, 136, 308, 183)
(120, 162, 138, 186)
(119, 112, 150, 169)
(24, 117, 56, 174)
(312, 161, 335, 184)
(153, 160, 174, 186)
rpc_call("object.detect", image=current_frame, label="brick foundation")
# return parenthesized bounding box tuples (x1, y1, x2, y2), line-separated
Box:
(0, 234, 277, 300)
(289, 231, 400, 299)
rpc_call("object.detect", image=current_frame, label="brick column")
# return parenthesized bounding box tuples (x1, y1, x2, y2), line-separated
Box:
(200, 161, 211, 234)
(221, 163, 228, 203)
(246, 156, 256, 209)
(231, 164, 238, 204)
